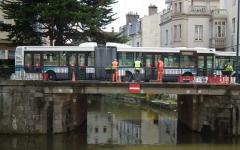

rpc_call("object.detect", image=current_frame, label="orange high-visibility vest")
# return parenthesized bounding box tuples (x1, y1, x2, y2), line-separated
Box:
(112, 60, 118, 68)
(157, 60, 163, 70)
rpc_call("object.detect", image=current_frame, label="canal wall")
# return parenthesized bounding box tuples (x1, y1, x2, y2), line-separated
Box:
(178, 95, 240, 135)
(0, 86, 87, 134)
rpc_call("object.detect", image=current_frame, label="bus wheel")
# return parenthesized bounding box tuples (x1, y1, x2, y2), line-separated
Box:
(47, 72, 56, 81)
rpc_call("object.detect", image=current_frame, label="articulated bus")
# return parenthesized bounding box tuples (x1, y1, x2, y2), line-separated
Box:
(13, 42, 235, 81)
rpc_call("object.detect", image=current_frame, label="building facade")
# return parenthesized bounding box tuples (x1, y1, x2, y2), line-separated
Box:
(120, 6, 161, 47)
(0, 9, 15, 60)
(221, 0, 238, 52)
(119, 13, 141, 47)
(160, 0, 227, 51)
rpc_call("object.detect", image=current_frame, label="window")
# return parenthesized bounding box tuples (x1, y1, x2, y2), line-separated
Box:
(103, 126, 107, 133)
(174, 3, 177, 13)
(179, 2, 182, 12)
(59, 52, 66, 66)
(145, 55, 152, 67)
(198, 56, 204, 69)
(207, 56, 213, 69)
(33, 54, 41, 66)
(25, 53, 32, 67)
(174, 25, 177, 40)
(215, 21, 225, 37)
(180, 55, 195, 68)
(178, 24, 182, 39)
(43, 52, 59, 66)
(69, 53, 76, 66)
(215, 57, 234, 69)
(195, 25, 203, 41)
(164, 54, 179, 68)
(165, 30, 169, 45)
(137, 42, 140, 47)
(118, 52, 134, 67)
(95, 127, 99, 133)
(232, 18, 235, 33)
(87, 52, 94, 66)
(78, 53, 85, 66)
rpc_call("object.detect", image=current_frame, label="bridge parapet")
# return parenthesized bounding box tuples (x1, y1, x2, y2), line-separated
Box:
(0, 80, 239, 96)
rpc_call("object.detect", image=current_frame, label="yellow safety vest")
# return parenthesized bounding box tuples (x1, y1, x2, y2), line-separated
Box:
(135, 60, 141, 70)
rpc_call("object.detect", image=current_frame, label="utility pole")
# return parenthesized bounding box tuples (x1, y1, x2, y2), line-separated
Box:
(236, 0, 240, 83)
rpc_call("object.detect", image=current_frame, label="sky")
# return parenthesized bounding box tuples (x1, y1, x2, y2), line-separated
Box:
(105, 0, 167, 32)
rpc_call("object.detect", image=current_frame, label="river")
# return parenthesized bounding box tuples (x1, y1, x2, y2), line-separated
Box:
(0, 95, 240, 150)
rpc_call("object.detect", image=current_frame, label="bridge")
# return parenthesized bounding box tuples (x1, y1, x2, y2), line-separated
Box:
(0, 80, 240, 135)
(1, 80, 240, 96)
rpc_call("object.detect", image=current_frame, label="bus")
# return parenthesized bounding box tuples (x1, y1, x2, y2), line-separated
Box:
(12, 42, 229, 82)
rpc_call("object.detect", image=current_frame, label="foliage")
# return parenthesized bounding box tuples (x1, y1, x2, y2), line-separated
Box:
(0, 0, 123, 46)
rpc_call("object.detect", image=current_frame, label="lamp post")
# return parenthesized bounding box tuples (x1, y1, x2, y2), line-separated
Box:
(236, 0, 240, 83)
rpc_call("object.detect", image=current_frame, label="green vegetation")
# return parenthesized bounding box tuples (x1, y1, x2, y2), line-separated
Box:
(125, 93, 177, 105)
(0, 0, 127, 46)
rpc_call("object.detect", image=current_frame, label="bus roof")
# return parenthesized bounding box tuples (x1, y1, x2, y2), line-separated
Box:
(215, 51, 240, 57)
(19, 46, 95, 52)
(116, 47, 215, 54)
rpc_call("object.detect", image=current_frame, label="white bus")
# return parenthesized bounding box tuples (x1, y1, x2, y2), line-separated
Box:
(13, 42, 220, 81)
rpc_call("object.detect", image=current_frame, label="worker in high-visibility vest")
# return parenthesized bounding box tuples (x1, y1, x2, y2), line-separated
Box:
(157, 57, 164, 82)
(112, 59, 118, 82)
(134, 58, 141, 82)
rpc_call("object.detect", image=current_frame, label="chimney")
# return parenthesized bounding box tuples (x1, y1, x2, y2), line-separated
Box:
(126, 12, 139, 24)
(148, 5, 158, 15)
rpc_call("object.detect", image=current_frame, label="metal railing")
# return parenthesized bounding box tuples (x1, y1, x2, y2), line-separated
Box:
(9, 66, 229, 82)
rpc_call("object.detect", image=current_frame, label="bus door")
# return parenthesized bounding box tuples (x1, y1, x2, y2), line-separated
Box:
(77, 53, 86, 80)
(197, 55, 213, 76)
(67, 52, 77, 80)
(144, 54, 155, 80)
(95, 46, 116, 80)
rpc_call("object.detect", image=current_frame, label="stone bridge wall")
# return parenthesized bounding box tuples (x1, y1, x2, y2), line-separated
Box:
(178, 95, 240, 135)
(0, 86, 87, 134)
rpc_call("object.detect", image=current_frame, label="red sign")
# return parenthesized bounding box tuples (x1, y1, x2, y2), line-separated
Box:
(129, 83, 141, 94)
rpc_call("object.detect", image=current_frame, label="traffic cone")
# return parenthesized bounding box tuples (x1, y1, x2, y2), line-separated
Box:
(72, 71, 76, 82)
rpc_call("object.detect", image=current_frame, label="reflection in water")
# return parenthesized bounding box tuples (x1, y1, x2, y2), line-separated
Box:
(1, 96, 240, 150)
(87, 98, 178, 145)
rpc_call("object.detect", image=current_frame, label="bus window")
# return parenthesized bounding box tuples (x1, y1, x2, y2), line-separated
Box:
(215, 57, 234, 69)
(87, 52, 94, 66)
(118, 52, 134, 67)
(145, 55, 152, 67)
(59, 52, 66, 66)
(164, 55, 179, 68)
(154, 55, 162, 67)
(198, 56, 204, 69)
(33, 54, 41, 67)
(25, 53, 32, 67)
(43, 52, 59, 66)
(180, 55, 195, 68)
(134, 52, 143, 61)
(69, 53, 76, 66)
(207, 56, 213, 69)
(78, 53, 85, 66)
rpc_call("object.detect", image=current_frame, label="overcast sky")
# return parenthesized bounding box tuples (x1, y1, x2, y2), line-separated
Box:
(105, 0, 167, 32)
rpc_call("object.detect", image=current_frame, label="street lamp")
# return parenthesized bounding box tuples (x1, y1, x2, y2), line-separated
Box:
(236, 0, 240, 83)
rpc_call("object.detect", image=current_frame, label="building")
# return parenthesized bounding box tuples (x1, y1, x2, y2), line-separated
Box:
(119, 12, 141, 47)
(0, 9, 15, 61)
(120, 5, 161, 47)
(160, 0, 227, 51)
(221, 0, 237, 52)
(141, 5, 161, 47)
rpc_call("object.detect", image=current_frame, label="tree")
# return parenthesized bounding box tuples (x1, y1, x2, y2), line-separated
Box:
(0, 0, 121, 46)
(0, 0, 43, 45)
